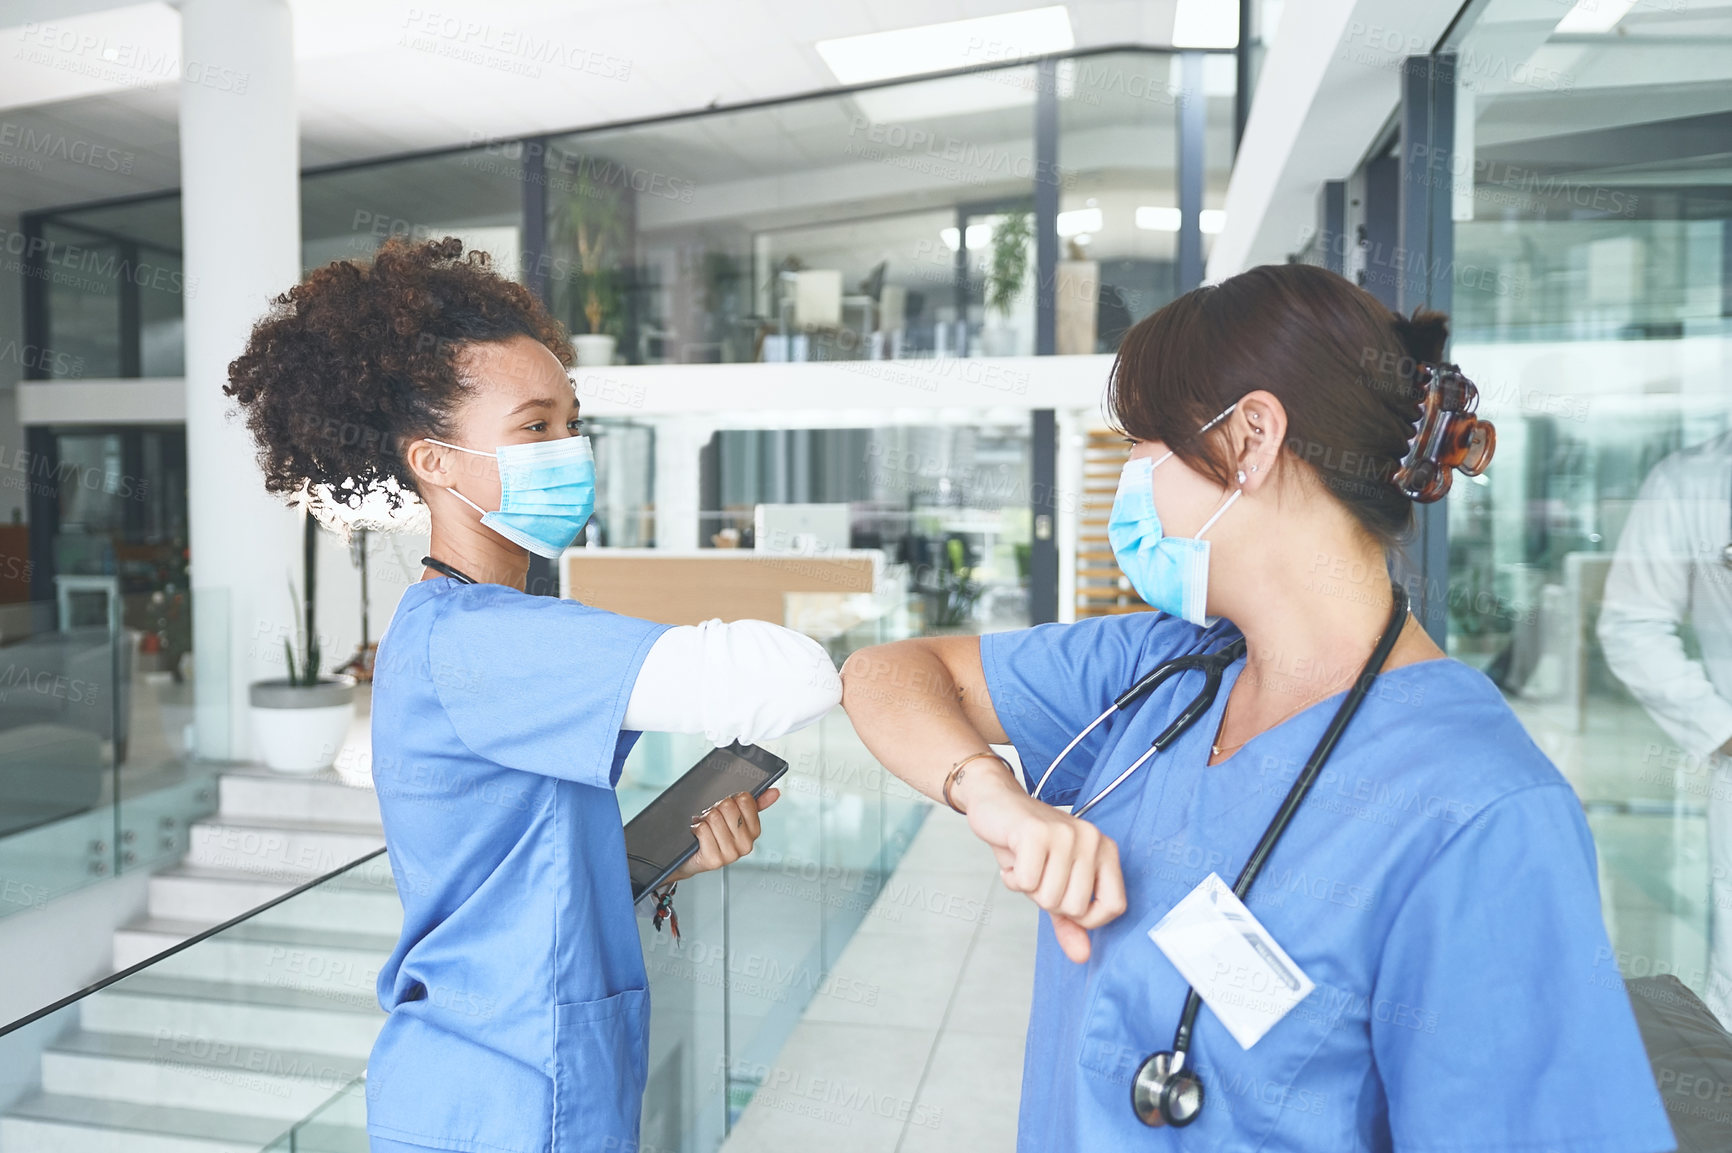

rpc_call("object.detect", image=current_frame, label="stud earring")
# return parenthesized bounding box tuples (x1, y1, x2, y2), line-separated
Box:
(1249, 465, 1258, 473)
(1235, 468, 1247, 484)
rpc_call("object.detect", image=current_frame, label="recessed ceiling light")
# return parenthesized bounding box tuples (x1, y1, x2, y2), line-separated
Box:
(1553, 0, 1638, 34)
(1057, 208, 1102, 237)
(940, 221, 1000, 252)
(1172, 0, 1240, 49)
(1136, 206, 1181, 232)
(1135, 206, 1226, 233)
(817, 6, 1075, 86)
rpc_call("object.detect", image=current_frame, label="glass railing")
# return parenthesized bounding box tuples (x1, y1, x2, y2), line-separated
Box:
(0, 587, 223, 920)
(0, 698, 928, 1151)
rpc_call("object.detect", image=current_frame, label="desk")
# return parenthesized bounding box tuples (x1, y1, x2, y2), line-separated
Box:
(560, 548, 878, 627)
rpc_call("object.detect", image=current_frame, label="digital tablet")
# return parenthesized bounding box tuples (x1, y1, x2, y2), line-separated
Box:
(625, 742, 788, 903)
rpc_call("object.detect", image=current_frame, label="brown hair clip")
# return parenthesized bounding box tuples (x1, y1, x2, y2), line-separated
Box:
(1392, 362, 1496, 503)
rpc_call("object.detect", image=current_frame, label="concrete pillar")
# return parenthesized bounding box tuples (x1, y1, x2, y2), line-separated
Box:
(653, 416, 712, 550)
(179, 0, 301, 760)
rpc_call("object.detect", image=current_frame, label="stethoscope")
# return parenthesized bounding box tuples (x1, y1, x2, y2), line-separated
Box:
(1030, 582, 1411, 1129)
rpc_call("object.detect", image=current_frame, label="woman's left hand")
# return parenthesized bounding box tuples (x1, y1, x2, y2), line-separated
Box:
(670, 788, 781, 881)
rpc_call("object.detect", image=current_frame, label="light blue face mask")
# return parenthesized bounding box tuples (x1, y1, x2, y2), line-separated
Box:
(426, 435, 596, 559)
(1108, 402, 1242, 626)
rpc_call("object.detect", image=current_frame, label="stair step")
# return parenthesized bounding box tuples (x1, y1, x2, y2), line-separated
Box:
(186, 818, 385, 881)
(218, 767, 381, 829)
(81, 973, 384, 1059)
(41, 1029, 367, 1121)
(0, 1092, 293, 1153)
(148, 865, 300, 925)
(114, 916, 399, 992)
(148, 858, 397, 930)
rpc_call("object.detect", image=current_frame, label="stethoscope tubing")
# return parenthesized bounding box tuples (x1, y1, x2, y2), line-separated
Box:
(1168, 585, 1409, 1059)
(1031, 637, 1249, 812)
(1028, 584, 1411, 1068)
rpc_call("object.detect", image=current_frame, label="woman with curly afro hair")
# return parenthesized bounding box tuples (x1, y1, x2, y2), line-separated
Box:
(226, 236, 842, 1153)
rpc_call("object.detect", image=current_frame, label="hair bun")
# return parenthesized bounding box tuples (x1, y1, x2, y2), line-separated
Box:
(1391, 309, 1449, 368)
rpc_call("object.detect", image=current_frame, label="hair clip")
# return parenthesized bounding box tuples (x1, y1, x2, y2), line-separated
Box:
(1392, 363, 1496, 503)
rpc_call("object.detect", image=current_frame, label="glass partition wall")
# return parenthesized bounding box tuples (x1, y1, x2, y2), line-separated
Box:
(0, 654, 926, 1151)
(13, 47, 1227, 916)
(5, 48, 1231, 1150)
(1439, 0, 1732, 1016)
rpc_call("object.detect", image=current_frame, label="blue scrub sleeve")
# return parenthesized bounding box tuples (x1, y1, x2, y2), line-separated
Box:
(427, 588, 670, 790)
(979, 612, 1201, 807)
(1371, 783, 1675, 1152)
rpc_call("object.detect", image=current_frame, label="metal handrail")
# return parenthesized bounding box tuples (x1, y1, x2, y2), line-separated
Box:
(0, 846, 389, 1039)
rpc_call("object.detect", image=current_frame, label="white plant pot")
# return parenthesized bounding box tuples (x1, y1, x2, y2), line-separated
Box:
(249, 677, 357, 774)
(979, 324, 1017, 357)
(572, 334, 617, 367)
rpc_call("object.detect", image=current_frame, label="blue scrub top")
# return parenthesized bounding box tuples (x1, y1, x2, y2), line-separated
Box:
(981, 612, 1675, 1153)
(363, 578, 669, 1153)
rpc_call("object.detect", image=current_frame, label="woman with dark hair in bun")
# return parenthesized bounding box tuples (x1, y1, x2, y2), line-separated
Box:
(843, 265, 1673, 1151)
(225, 236, 841, 1153)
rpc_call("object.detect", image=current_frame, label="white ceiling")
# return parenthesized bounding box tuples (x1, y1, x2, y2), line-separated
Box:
(0, 0, 1195, 220)
(1210, 0, 1732, 277)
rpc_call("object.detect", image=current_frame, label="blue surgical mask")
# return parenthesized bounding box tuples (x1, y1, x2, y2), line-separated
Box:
(427, 435, 596, 559)
(1107, 403, 1242, 626)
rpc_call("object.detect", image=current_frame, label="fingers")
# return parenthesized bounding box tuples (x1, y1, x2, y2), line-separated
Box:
(1051, 914, 1093, 963)
(703, 797, 752, 858)
(718, 791, 762, 843)
(755, 787, 781, 812)
(1057, 855, 1097, 921)
(996, 816, 1123, 953)
(689, 792, 767, 869)
(1032, 821, 1079, 909)
(1077, 840, 1127, 930)
(689, 815, 726, 871)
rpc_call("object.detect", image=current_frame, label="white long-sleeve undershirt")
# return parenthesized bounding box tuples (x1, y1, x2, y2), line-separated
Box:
(623, 617, 841, 746)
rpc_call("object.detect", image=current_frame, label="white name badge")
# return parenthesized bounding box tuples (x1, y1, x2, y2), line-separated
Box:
(1147, 872, 1315, 1050)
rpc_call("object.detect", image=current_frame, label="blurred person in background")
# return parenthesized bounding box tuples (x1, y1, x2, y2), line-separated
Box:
(1599, 430, 1732, 1025)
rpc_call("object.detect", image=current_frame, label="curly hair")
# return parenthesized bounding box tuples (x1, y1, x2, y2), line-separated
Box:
(225, 236, 575, 510)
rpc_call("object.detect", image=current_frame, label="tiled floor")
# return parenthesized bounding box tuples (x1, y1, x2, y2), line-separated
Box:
(720, 689, 1727, 1153)
(721, 808, 1037, 1153)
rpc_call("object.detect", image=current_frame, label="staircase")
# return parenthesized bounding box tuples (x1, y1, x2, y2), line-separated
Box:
(0, 766, 398, 1152)
(1077, 429, 1149, 619)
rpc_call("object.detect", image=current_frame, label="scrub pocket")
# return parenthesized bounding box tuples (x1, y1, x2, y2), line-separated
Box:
(1076, 906, 1355, 1151)
(551, 986, 651, 1153)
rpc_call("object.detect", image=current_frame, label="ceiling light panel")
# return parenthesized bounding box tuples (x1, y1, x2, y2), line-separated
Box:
(817, 6, 1075, 86)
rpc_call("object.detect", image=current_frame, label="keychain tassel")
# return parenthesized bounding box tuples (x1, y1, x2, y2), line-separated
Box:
(651, 882, 680, 942)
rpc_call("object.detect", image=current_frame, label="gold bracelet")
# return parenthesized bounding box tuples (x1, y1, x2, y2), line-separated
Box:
(943, 751, 1009, 815)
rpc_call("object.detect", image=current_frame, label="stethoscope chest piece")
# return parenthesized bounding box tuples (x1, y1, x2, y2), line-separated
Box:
(1132, 1051, 1204, 1128)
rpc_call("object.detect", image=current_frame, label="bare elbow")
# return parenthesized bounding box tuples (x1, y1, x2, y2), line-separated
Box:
(840, 642, 904, 713)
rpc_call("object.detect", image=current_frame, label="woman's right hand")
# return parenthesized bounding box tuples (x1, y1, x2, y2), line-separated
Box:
(955, 763, 1127, 963)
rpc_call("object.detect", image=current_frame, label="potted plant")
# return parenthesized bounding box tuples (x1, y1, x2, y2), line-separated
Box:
(981, 211, 1032, 356)
(552, 165, 629, 366)
(248, 513, 356, 774)
(918, 536, 984, 631)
